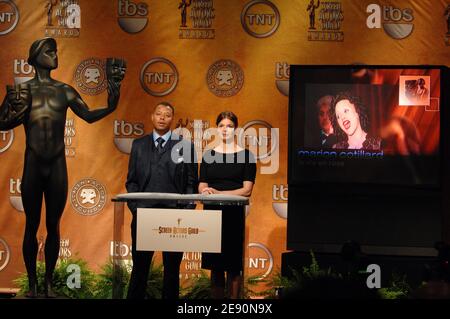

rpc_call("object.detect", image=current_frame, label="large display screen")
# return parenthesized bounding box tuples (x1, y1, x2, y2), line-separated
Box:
(289, 66, 442, 187)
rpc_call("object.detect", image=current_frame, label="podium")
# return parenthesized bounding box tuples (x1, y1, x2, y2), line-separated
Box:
(112, 192, 249, 299)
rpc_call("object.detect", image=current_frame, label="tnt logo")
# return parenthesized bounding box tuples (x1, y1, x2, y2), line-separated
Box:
(140, 58, 179, 97)
(0, 238, 11, 271)
(241, 0, 280, 38)
(0, 0, 19, 36)
(0, 130, 14, 153)
(242, 120, 279, 174)
(248, 243, 274, 280)
(366, 4, 414, 39)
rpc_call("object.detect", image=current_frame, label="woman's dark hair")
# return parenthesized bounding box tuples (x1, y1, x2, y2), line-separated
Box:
(216, 111, 238, 127)
(330, 92, 369, 145)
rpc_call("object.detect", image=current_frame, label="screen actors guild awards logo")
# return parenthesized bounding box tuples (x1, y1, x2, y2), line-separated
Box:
(71, 178, 107, 216)
(366, 3, 414, 39)
(445, 4, 450, 46)
(65, 118, 76, 158)
(117, 0, 148, 34)
(307, 0, 344, 41)
(140, 57, 179, 96)
(0, 129, 14, 153)
(206, 59, 244, 97)
(59, 238, 72, 260)
(74, 58, 107, 96)
(241, 0, 280, 38)
(179, 0, 215, 39)
(44, 0, 81, 38)
(0, 238, 11, 272)
(0, 0, 19, 36)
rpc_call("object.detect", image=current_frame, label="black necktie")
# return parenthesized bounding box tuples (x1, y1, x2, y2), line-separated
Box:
(156, 137, 165, 154)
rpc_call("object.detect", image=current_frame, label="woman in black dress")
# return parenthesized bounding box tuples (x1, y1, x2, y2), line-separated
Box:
(199, 111, 256, 299)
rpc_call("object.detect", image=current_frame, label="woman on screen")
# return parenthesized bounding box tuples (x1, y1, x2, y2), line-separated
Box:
(198, 111, 256, 299)
(330, 92, 381, 150)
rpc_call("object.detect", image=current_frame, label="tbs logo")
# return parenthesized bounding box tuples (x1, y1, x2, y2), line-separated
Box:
(113, 120, 145, 154)
(366, 4, 414, 39)
(118, 0, 149, 34)
(9, 178, 23, 212)
(13, 59, 34, 84)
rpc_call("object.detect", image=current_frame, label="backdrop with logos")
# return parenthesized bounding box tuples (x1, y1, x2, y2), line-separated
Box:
(0, 0, 449, 290)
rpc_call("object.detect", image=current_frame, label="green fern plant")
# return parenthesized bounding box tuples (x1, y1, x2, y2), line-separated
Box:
(13, 257, 97, 298)
(93, 259, 130, 299)
(378, 273, 412, 299)
(181, 271, 211, 299)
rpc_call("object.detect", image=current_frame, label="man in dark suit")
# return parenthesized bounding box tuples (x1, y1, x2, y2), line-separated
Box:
(125, 102, 198, 299)
(316, 95, 337, 148)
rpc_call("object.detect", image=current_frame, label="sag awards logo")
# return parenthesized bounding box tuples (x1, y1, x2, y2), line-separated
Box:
(0, 129, 14, 153)
(70, 178, 107, 216)
(0, 238, 11, 272)
(0, 0, 19, 36)
(307, 0, 344, 41)
(9, 178, 23, 212)
(65, 118, 76, 157)
(366, 3, 414, 39)
(272, 184, 287, 219)
(44, 0, 81, 38)
(118, 0, 148, 34)
(445, 4, 450, 46)
(178, 0, 215, 39)
(275, 62, 289, 96)
(140, 57, 179, 96)
(306, 0, 344, 42)
(248, 243, 274, 280)
(13, 59, 34, 85)
(241, 0, 280, 38)
(206, 59, 244, 97)
(74, 58, 107, 96)
(180, 252, 202, 280)
(113, 119, 145, 154)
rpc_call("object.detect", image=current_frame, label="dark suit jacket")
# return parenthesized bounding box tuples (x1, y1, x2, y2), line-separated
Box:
(125, 133, 198, 214)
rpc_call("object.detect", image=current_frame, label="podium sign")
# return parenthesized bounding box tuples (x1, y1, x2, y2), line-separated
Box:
(136, 208, 222, 252)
